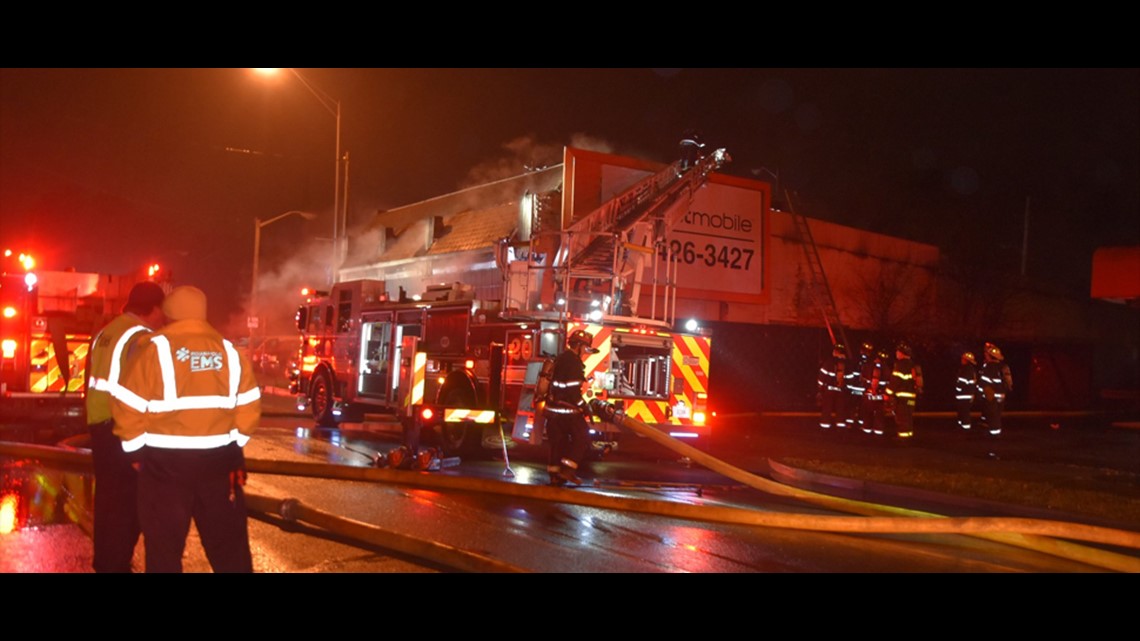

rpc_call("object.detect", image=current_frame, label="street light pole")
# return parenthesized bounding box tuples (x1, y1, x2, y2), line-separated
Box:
(255, 68, 345, 286)
(252, 210, 317, 338)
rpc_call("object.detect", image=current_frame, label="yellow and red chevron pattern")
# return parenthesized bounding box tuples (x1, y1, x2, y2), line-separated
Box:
(28, 335, 89, 393)
(567, 322, 711, 435)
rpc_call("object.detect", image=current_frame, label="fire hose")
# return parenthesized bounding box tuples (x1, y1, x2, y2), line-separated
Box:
(7, 431, 1140, 572)
(0, 440, 521, 573)
(586, 398, 1140, 572)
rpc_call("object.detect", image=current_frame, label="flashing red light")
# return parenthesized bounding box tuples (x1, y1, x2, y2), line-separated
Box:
(421, 407, 434, 421)
(2, 306, 15, 319)
(464, 359, 474, 370)
(147, 263, 161, 279)
(1, 339, 16, 359)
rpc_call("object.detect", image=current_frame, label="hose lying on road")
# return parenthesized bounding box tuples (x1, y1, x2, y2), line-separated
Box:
(587, 399, 1140, 572)
(0, 440, 521, 573)
(6, 433, 1140, 572)
(244, 493, 525, 573)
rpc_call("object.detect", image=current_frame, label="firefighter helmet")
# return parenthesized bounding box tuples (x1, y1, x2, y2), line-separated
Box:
(876, 350, 890, 361)
(985, 342, 1004, 361)
(962, 351, 976, 365)
(896, 341, 913, 357)
(860, 341, 874, 355)
(833, 343, 847, 357)
(568, 329, 600, 354)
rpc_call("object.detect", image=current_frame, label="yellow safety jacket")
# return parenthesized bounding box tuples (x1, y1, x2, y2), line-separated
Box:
(111, 319, 261, 452)
(86, 313, 153, 425)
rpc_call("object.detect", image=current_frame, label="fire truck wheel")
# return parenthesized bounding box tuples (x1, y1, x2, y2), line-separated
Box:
(311, 371, 337, 426)
(437, 380, 481, 458)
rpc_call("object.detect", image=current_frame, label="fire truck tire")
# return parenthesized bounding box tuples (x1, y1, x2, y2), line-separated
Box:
(311, 371, 337, 427)
(436, 378, 482, 458)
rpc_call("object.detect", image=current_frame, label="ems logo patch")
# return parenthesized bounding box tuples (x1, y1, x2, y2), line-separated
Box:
(176, 347, 224, 372)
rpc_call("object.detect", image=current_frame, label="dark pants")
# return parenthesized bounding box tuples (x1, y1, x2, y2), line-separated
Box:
(545, 411, 589, 469)
(982, 397, 1004, 435)
(956, 398, 975, 429)
(89, 419, 141, 573)
(137, 443, 253, 573)
(819, 390, 847, 429)
(862, 397, 887, 435)
(895, 397, 916, 437)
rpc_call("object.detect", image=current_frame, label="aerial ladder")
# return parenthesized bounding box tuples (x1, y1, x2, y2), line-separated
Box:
(548, 148, 731, 324)
(785, 191, 849, 349)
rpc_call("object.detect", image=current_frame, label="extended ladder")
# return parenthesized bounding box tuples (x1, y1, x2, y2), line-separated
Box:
(786, 191, 848, 349)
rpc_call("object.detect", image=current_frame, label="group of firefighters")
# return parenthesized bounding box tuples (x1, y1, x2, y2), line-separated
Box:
(817, 340, 1013, 440)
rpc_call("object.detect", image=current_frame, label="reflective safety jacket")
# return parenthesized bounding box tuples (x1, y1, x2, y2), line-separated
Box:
(111, 319, 261, 452)
(86, 313, 153, 425)
(887, 358, 923, 400)
(544, 349, 587, 416)
(817, 355, 851, 393)
(979, 361, 1012, 402)
(955, 362, 978, 402)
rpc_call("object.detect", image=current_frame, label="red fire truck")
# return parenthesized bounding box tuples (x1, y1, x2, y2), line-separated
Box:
(0, 249, 166, 427)
(289, 147, 729, 456)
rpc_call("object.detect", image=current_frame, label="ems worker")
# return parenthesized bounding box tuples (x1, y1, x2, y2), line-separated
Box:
(111, 286, 261, 573)
(955, 351, 978, 431)
(886, 341, 923, 439)
(85, 281, 166, 573)
(543, 329, 598, 486)
(861, 349, 890, 436)
(978, 342, 1012, 437)
(817, 343, 850, 430)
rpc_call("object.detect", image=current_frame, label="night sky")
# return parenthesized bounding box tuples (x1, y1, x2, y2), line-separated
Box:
(2, 68, 1136, 336)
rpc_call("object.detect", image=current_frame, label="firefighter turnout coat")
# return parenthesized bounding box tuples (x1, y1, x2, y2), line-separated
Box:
(111, 319, 261, 452)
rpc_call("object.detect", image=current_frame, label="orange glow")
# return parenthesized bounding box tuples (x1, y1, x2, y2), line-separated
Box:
(1, 339, 16, 359)
(436, 376, 445, 385)
(253, 68, 281, 75)
(2, 306, 15, 318)
(421, 407, 434, 421)
(693, 411, 706, 425)
(464, 359, 474, 370)
(301, 287, 311, 296)
(0, 494, 17, 534)
(18, 253, 34, 271)
(147, 263, 161, 278)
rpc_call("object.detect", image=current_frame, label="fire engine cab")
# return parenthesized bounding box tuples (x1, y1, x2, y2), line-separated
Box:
(290, 145, 729, 457)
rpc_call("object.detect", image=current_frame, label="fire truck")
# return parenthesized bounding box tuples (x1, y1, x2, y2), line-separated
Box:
(289, 147, 729, 457)
(0, 249, 166, 427)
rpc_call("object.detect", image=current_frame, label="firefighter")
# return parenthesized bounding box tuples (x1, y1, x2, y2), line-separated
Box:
(886, 341, 923, 439)
(978, 342, 1013, 437)
(817, 343, 850, 431)
(861, 349, 890, 436)
(84, 281, 166, 573)
(111, 286, 261, 572)
(679, 129, 706, 171)
(955, 351, 978, 431)
(542, 329, 599, 486)
(847, 340, 874, 429)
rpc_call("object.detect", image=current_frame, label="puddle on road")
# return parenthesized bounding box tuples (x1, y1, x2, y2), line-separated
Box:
(0, 458, 92, 535)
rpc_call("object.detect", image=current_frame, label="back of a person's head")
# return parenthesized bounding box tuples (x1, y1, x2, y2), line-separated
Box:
(163, 286, 207, 322)
(123, 281, 166, 315)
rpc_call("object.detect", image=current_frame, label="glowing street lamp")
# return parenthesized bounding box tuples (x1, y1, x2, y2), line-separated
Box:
(253, 68, 345, 284)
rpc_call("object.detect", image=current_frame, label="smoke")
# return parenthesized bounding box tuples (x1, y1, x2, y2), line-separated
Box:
(222, 233, 332, 342)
